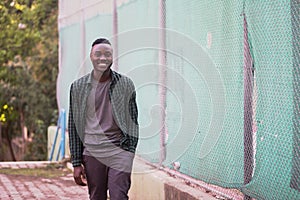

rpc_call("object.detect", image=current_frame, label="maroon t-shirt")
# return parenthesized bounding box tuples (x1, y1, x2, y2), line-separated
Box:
(83, 78, 123, 157)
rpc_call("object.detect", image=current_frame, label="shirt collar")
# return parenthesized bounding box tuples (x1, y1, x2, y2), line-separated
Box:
(86, 71, 93, 84)
(87, 69, 116, 84)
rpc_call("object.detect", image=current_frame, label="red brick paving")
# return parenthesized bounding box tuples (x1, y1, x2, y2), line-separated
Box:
(0, 161, 89, 200)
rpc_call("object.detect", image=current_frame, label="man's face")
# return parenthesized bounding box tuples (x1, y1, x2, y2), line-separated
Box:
(90, 43, 113, 74)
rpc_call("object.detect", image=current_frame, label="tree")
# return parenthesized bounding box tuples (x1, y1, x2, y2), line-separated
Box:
(0, 0, 58, 161)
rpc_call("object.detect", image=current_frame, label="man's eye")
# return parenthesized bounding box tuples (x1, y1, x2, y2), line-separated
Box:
(94, 52, 111, 57)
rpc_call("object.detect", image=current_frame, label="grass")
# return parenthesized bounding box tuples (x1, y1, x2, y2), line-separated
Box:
(0, 163, 71, 178)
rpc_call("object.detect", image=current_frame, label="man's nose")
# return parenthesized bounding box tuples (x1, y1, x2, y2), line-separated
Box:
(99, 55, 106, 60)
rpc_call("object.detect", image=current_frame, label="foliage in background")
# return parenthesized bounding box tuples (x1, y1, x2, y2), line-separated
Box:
(24, 120, 47, 161)
(0, 0, 58, 161)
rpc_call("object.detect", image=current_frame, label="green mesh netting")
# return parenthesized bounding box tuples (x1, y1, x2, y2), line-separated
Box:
(84, 14, 113, 55)
(241, 0, 300, 199)
(58, 24, 81, 111)
(164, 0, 245, 188)
(117, 0, 161, 162)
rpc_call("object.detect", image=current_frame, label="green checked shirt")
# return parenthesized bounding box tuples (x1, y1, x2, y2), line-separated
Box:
(68, 70, 139, 167)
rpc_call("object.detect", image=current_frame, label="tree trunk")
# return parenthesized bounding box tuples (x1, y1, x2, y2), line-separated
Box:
(5, 125, 16, 161)
(0, 122, 2, 145)
(20, 109, 26, 140)
(19, 109, 27, 158)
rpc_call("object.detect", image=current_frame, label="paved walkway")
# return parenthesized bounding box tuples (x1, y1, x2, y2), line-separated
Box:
(0, 161, 240, 200)
(0, 161, 89, 200)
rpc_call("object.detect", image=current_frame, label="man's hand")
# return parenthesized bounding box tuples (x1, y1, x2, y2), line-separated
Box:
(73, 165, 87, 186)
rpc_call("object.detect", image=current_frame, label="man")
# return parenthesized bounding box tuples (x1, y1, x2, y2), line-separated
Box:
(68, 38, 139, 200)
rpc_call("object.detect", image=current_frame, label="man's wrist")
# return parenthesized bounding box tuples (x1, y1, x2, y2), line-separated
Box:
(71, 158, 82, 167)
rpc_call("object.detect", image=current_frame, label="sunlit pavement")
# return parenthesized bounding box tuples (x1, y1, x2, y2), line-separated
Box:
(0, 161, 88, 200)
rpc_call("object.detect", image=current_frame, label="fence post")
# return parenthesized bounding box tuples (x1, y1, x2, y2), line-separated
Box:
(49, 113, 61, 161)
(243, 13, 254, 200)
(112, 0, 118, 71)
(60, 109, 66, 160)
(158, 0, 167, 166)
(49, 109, 66, 161)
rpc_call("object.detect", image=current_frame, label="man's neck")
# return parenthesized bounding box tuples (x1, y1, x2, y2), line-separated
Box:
(93, 69, 111, 82)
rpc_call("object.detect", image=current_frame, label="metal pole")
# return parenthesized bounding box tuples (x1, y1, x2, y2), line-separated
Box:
(80, 0, 86, 74)
(60, 109, 66, 160)
(243, 13, 254, 200)
(290, 0, 300, 191)
(112, 0, 118, 71)
(158, 0, 167, 166)
(49, 113, 61, 161)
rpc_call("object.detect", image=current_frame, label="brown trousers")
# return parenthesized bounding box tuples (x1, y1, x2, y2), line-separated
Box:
(83, 152, 134, 200)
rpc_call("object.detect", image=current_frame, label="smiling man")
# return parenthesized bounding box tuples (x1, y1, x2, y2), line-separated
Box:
(68, 38, 139, 200)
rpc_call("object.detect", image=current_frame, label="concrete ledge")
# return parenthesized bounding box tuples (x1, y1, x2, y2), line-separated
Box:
(129, 157, 218, 200)
(66, 156, 235, 199)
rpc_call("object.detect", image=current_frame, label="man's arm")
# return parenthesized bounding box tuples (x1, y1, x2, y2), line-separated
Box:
(68, 84, 83, 167)
(68, 84, 86, 186)
(126, 79, 139, 152)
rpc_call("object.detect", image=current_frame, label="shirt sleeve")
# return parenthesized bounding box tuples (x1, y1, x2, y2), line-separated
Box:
(127, 79, 139, 152)
(68, 84, 84, 167)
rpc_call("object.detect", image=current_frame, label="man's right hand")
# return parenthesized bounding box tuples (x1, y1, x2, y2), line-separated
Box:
(73, 166, 87, 186)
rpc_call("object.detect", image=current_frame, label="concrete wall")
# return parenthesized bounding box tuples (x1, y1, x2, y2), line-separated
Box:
(129, 157, 218, 200)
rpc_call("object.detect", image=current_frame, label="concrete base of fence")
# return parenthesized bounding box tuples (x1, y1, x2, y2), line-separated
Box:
(129, 157, 218, 200)
(67, 156, 218, 200)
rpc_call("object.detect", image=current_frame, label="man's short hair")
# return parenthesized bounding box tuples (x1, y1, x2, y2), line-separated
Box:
(91, 38, 111, 47)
